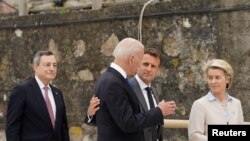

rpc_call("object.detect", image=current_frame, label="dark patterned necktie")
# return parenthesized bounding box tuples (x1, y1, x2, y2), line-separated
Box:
(145, 87, 158, 140)
(145, 87, 155, 109)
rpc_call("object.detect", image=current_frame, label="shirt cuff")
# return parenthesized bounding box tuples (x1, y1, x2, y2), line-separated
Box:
(87, 115, 93, 123)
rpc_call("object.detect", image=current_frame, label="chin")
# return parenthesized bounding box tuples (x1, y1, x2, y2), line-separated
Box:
(48, 76, 56, 80)
(129, 74, 136, 77)
(211, 90, 219, 95)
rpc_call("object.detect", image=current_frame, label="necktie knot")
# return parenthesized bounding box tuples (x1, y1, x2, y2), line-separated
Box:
(44, 86, 48, 92)
(145, 87, 152, 92)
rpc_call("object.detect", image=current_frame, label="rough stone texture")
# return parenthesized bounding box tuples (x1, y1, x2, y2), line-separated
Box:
(1, 0, 143, 14)
(69, 126, 83, 141)
(1, 0, 250, 140)
(0, 130, 6, 141)
(100, 33, 119, 56)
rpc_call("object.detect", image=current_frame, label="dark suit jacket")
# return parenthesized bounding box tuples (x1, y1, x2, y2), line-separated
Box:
(94, 67, 164, 141)
(130, 77, 163, 141)
(6, 77, 70, 141)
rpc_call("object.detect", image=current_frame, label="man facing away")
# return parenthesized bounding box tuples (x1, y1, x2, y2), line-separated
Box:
(6, 50, 70, 141)
(86, 38, 176, 141)
(87, 47, 176, 141)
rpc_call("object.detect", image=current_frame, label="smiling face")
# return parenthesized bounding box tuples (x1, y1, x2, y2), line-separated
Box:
(137, 54, 161, 85)
(207, 68, 230, 96)
(33, 55, 57, 85)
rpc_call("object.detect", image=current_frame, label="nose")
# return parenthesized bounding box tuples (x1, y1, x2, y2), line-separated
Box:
(211, 78, 216, 83)
(146, 65, 152, 71)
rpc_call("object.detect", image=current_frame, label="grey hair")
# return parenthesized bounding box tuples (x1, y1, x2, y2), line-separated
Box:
(33, 50, 54, 65)
(112, 38, 144, 60)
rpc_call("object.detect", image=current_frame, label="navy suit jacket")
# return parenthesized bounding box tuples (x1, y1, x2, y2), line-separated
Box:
(130, 77, 163, 141)
(95, 67, 163, 141)
(6, 77, 70, 141)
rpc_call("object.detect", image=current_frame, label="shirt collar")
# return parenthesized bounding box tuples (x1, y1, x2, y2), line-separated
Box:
(135, 74, 151, 89)
(207, 91, 233, 102)
(35, 75, 51, 90)
(110, 62, 127, 79)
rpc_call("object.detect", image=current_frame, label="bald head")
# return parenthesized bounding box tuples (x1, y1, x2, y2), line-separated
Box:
(112, 38, 144, 77)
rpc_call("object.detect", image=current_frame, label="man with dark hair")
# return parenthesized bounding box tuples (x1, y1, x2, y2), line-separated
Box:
(130, 47, 165, 141)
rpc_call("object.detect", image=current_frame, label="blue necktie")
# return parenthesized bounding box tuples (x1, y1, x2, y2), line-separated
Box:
(126, 78, 134, 90)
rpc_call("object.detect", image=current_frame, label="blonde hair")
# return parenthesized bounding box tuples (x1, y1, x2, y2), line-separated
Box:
(204, 59, 233, 88)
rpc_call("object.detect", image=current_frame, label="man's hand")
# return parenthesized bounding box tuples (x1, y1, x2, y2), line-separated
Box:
(158, 100, 176, 116)
(87, 96, 100, 117)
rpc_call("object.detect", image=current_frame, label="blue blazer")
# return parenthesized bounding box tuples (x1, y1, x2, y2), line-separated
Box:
(95, 67, 163, 141)
(6, 77, 70, 141)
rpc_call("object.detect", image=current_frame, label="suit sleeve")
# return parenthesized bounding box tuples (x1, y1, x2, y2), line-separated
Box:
(84, 114, 96, 126)
(6, 85, 26, 141)
(58, 91, 70, 141)
(99, 80, 163, 133)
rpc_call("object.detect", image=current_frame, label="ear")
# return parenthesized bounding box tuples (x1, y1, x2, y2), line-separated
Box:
(32, 64, 37, 71)
(225, 76, 231, 88)
(128, 55, 134, 65)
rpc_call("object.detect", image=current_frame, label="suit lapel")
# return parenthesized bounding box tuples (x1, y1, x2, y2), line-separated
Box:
(130, 77, 148, 111)
(29, 78, 53, 128)
(107, 67, 140, 109)
(130, 77, 160, 110)
(50, 85, 59, 129)
(107, 67, 134, 94)
(151, 88, 160, 103)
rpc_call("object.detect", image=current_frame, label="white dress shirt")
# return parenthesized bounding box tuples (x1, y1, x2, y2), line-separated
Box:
(135, 75, 157, 110)
(35, 75, 56, 118)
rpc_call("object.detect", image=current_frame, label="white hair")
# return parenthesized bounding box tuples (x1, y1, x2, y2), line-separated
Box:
(113, 38, 144, 60)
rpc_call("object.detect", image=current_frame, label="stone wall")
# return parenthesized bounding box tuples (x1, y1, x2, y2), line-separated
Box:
(0, 0, 144, 14)
(1, 0, 250, 140)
